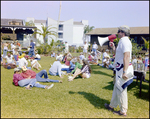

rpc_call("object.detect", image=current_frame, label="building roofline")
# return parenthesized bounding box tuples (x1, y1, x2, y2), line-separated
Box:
(1, 24, 37, 29)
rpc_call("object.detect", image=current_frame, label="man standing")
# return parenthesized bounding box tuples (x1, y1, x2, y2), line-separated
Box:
(28, 40, 35, 57)
(104, 25, 133, 116)
(64, 41, 69, 53)
(92, 41, 98, 55)
(83, 41, 88, 59)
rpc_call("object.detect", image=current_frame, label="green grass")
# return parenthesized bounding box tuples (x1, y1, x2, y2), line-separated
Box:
(1, 55, 149, 118)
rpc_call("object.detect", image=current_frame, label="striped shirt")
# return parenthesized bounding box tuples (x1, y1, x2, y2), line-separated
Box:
(81, 65, 90, 76)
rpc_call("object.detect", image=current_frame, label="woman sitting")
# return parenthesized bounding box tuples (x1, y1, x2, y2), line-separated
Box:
(61, 58, 76, 73)
(30, 57, 42, 70)
(68, 59, 92, 81)
(89, 53, 98, 64)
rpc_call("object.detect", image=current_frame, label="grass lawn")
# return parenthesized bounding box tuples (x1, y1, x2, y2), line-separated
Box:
(1, 55, 149, 118)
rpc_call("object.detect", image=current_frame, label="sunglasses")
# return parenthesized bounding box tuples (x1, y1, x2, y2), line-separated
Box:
(117, 30, 124, 33)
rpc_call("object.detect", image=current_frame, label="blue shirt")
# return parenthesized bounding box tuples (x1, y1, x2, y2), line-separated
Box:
(69, 61, 75, 69)
(30, 42, 35, 49)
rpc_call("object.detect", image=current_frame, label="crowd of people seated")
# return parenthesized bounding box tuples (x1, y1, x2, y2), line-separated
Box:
(1, 39, 149, 90)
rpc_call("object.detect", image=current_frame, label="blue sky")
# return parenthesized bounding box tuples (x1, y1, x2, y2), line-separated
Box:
(1, 1, 149, 28)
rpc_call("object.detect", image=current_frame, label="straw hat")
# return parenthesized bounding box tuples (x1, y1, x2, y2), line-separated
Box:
(22, 66, 27, 71)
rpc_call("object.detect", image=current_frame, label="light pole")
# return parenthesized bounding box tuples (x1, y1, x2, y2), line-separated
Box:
(56, 1, 62, 41)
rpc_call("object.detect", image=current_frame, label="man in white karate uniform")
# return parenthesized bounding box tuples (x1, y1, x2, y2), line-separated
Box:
(104, 25, 133, 116)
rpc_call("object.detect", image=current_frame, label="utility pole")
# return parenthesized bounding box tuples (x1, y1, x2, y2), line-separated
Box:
(56, 1, 62, 41)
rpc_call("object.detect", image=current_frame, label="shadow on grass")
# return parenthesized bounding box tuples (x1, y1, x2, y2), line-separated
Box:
(102, 81, 114, 90)
(92, 70, 113, 77)
(102, 79, 149, 101)
(69, 91, 110, 109)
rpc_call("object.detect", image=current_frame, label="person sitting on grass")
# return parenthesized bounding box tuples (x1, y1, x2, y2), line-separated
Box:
(3, 53, 17, 69)
(62, 52, 72, 63)
(68, 59, 92, 81)
(61, 56, 72, 68)
(21, 66, 62, 83)
(34, 51, 41, 60)
(18, 54, 31, 70)
(13, 68, 54, 90)
(103, 56, 110, 68)
(51, 51, 56, 57)
(69, 57, 82, 75)
(49, 57, 63, 78)
(88, 53, 93, 62)
(89, 53, 98, 64)
(30, 57, 42, 70)
(61, 58, 76, 73)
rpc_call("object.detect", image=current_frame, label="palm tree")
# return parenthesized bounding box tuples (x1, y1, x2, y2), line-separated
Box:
(141, 36, 149, 52)
(25, 20, 35, 26)
(32, 24, 57, 45)
(84, 25, 95, 34)
(84, 25, 95, 45)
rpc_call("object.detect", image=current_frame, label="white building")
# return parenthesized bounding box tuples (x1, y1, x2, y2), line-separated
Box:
(26, 17, 89, 46)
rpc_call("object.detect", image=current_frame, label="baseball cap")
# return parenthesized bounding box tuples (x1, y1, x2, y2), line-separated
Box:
(22, 66, 27, 71)
(118, 25, 130, 34)
(106, 49, 109, 52)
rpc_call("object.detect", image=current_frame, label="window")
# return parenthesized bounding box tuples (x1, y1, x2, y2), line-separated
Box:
(58, 33, 63, 38)
(58, 25, 63, 31)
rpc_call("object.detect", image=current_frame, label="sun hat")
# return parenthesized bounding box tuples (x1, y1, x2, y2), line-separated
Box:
(22, 66, 27, 71)
(71, 58, 77, 63)
(14, 68, 20, 72)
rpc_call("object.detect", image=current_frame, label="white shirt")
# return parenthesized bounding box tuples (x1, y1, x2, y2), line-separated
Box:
(83, 43, 88, 50)
(65, 43, 69, 50)
(132, 59, 137, 64)
(4, 46, 8, 50)
(115, 36, 132, 65)
(56, 54, 63, 60)
(18, 57, 28, 68)
(36, 54, 41, 59)
(5, 55, 14, 64)
(31, 59, 37, 67)
(93, 44, 98, 49)
(103, 52, 110, 59)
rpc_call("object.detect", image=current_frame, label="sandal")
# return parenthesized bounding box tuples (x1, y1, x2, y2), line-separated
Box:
(113, 111, 127, 116)
(104, 103, 114, 111)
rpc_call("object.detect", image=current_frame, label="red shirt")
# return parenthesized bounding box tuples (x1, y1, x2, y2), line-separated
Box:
(21, 69, 36, 79)
(65, 60, 70, 66)
(13, 73, 25, 86)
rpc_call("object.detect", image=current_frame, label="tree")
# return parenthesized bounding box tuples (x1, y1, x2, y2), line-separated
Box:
(32, 24, 58, 45)
(84, 25, 95, 45)
(141, 36, 149, 52)
(113, 34, 120, 46)
(25, 20, 35, 26)
(84, 25, 95, 34)
(131, 38, 143, 56)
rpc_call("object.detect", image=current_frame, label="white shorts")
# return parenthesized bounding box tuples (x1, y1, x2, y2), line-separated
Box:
(83, 49, 87, 53)
(85, 73, 90, 78)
